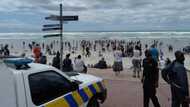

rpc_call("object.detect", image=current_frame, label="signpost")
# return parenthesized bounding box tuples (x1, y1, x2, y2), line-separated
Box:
(42, 27, 61, 31)
(45, 15, 78, 21)
(59, 4, 63, 71)
(43, 34, 60, 38)
(42, 4, 79, 71)
(43, 24, 60, 27)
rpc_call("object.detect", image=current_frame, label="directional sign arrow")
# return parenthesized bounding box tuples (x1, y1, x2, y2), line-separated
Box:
(45, 15, 59, 20)
(42, 27, 61, 31)
(62, 16, 78, 21)
(43, 34, 61, 38)
(43, 24, 60, 27)
(45, 15, 78, 21)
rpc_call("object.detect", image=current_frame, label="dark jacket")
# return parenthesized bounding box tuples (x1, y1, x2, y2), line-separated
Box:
(143, 57, 159, 87)
(63, 58, 73, 72)
(171, 61, 189, 100)
(52, 56, 60, 69)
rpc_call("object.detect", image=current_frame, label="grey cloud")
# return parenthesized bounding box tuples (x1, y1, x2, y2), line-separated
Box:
(125, 0, 154, 8)
(63, 6, 88, 11)
(1, 0, 190, 31)
(40, 5, 88, 12)
(178, 0, 189, 2)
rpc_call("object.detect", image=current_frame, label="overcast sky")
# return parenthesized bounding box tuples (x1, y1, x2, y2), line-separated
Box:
(0, 0, 190, 32)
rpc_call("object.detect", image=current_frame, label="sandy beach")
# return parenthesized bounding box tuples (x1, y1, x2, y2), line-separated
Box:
(1, 32, 190, 107)
(2, 36, 189, 69)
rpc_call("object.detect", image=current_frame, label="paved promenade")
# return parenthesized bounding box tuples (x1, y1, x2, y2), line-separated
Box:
(87, 68, 190, 107)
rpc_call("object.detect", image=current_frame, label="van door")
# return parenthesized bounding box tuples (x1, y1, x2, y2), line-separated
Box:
(23, 70, 85, 107)
(0, 63, 17, 107)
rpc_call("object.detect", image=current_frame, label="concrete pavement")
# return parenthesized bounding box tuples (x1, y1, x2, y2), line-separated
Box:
(87, 68, 181, 107)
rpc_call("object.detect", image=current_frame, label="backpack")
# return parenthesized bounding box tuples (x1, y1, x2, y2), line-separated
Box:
(161, 61, 175, 84)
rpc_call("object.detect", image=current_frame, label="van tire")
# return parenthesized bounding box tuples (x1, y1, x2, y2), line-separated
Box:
(87, 97, 100, 107)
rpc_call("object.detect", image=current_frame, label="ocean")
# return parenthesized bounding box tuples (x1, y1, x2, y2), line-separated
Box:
(0, 32, 190, 40)
(0, 32, 189, 51)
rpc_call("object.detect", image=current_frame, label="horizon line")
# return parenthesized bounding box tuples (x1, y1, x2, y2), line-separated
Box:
(1, 30, 190, 33)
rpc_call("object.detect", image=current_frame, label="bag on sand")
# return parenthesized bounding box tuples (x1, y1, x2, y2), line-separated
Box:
(161, 61, 175, 84)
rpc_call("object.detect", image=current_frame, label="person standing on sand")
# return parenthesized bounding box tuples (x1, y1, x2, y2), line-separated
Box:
(150, 44, 159, 62)
(162, 51, 189, 107)
(168, 45, 173, 52)
(52, 51, 60, 69)
(22, 41, 25, 49)
(145, 44, 148, 52)
(28, 43, 32, 51)
(33, 44, 41, 63)
(86, 47, 91, 57)
(3, 44, 10, 56)
(142, 50, 160, 107)
(39, 53, 47, 64)
(132, 45, 141, 78)
(113, 47, 123, 76)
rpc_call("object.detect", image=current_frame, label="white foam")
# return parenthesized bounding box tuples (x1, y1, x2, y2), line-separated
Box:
(0, 32, 190, 40)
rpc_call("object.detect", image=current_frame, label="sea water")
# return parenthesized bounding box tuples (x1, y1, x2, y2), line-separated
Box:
(0, 32, 189, 50)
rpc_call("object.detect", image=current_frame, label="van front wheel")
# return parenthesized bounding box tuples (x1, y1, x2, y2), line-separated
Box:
(87, 97, 100, 107)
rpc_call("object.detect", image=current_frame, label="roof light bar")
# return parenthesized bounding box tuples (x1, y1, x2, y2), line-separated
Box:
(4, 58, 33, 66)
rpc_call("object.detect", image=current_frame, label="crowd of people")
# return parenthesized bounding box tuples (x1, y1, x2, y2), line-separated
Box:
(0, 44, 10, 56)
(30, 42, 87, 73)
(52, 53, 87, 73)
(30, 39, 190, 107)
(1, 39, 190, 107)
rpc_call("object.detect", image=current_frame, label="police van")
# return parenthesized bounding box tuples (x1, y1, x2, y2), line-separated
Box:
(0, 57, 107, 107)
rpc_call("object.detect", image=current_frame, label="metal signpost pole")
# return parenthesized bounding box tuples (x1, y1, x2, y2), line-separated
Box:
(43, 4, 78, 71)
(60, 4, 63, 71)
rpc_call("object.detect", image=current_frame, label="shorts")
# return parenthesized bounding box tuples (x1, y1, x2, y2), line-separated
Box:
(113, 61, 123, 72)
(132, 59, 141, 69)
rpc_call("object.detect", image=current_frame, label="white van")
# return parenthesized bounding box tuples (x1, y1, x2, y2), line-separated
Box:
(0, 57, 107, 107)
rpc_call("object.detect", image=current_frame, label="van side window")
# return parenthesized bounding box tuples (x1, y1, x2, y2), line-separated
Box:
(29, 71, 72, 106)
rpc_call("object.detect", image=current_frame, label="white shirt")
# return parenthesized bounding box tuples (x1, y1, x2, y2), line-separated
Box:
(114, 50, 122, 62)
(74, 59, 85, 72)
(133, 49, 141, 59)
